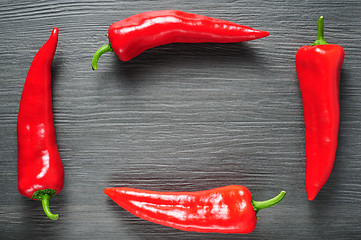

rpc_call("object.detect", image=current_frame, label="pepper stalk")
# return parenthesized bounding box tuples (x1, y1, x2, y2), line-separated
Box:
(252, 190, 286, 214)
(32, 189, 58, 220)
(312, 16, 329, 46)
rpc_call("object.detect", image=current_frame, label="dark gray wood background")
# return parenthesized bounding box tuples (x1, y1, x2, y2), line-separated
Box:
(1, 0, 360, 239)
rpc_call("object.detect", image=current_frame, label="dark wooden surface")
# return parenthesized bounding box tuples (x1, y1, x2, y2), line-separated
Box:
(1, 1, 361, 239)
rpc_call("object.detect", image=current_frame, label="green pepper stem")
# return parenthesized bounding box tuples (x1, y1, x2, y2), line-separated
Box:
(252, 190, 286, 214)
(92, 43, 113, 70)
(41, 194, 59, 220)
(312, 16, 328, 46)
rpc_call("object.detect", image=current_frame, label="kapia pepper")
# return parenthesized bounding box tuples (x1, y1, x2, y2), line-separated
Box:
(296, 16, 344, 201)
(105, 185, 286, 233)
(17, 28, 64, 220)
(92, 10, 269, 69)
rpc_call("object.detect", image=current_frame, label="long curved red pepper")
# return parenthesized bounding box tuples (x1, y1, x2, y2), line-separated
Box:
(92, 10, 270, 69)
(296, 17, 344, 201)
(17, 28, 64, 220)
(105, 185, 286, 233)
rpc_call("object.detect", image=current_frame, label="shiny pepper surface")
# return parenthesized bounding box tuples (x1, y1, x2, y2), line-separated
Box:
(296, 17, 344, 200)
(105, 185, 286, 233)
(17, 28, 64, 220)
(92, 10, 269, 69)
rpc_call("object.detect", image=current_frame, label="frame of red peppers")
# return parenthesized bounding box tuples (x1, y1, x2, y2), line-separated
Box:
(17, 10, 344, 234)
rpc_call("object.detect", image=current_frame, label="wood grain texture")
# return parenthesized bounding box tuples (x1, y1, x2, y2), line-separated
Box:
(1, 0, 361, 239)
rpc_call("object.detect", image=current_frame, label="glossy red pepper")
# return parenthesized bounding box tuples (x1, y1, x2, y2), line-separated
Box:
(17, 28, 64, 220)
(104, 185, 286, 233)
(92, 10, 270, 69)
(296, 17, 344, 201)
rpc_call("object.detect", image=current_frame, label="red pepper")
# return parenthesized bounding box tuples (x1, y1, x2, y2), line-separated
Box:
(104, 185, 286, 233)
(92, 10, 269, 69)
(17, 28, 64, 220)
(296, 17, 344, 201)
